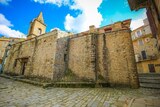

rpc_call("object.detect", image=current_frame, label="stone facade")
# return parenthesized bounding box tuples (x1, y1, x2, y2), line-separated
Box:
(27, 12, 46, 39)
(68, 34, 95, 81)
(131, 18, 160, 73)
(2, 13, 139, 88)
(3, 30, 69, 80)
(128, 0, 160, 51)
(0, 37, 9, 64)
(67, 21, 138, 88)
(0, 37, 24, 64)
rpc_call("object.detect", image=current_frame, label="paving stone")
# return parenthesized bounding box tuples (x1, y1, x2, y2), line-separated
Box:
(134, 98, 146, 104)
(103, 101, 110, 107)
(146, 106, 155, 107)
(131, 102, 146, 107)
(153, 99, 160, 106)
(0, 77, 160, 107)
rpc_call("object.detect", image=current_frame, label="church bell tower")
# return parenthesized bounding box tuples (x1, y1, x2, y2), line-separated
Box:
(27, 12, 46, 39)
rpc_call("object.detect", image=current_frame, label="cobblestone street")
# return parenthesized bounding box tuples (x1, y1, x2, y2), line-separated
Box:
(0, 77, 160, 107)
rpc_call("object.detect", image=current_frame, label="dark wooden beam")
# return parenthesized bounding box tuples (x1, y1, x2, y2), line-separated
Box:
(127, 0, 148, 10)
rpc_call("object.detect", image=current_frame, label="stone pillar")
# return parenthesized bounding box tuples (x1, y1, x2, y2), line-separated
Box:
(127, 30, 139, 88)
(89, 25, 96, 33)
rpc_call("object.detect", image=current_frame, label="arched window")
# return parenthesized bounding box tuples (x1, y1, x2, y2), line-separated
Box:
(38, 28, 42, 35)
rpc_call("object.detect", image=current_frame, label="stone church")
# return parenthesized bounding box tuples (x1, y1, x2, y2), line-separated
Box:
(2, 12, 139, 88)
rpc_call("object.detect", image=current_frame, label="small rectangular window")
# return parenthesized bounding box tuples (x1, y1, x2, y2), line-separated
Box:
(141, 51, 147, 60)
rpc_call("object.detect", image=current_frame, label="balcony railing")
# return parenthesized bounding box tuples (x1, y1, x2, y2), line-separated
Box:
(147, 55, 158, 60)
(136, 54, 158, 62)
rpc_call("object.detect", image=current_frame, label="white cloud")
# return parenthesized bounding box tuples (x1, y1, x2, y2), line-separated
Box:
(0, 25, 25, 38)
(0, 14, 13, 27)
(64, 0, 103, 32)
(0, 0, 12, 5)
(0, 13, 26, 38)
(33, 0, 103, 33)
(130, 19, 144, 30)
(130, 10, 147, 30)
(33, 0, 71, 7)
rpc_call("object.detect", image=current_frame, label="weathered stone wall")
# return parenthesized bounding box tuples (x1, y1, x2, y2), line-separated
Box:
(3, 19, 139, 88)
(68, 35, 95, 81)
(68, 21, 139, 88)
(53, 31, 70, 81)
(96, 33, 108, 82)
(3, 30, 69, 80)
(98, 30, 138, 87)
(30, 32, 57, 79)
(4, 43, 22, 74)
(4, 31, 57, 79)
(0, 39, 9, 61)
(15, 40, 34, 75)
(3, 40, 35, 75)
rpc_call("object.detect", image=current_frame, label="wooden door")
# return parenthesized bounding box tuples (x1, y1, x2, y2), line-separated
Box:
(148, 64, 156, 73)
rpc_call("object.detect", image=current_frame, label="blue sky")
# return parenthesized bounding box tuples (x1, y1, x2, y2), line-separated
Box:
(0, 0, 146, 38)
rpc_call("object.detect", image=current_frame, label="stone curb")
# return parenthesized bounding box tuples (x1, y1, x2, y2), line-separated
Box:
(0, 74, 109, 88)
(0, 74, 49, 88)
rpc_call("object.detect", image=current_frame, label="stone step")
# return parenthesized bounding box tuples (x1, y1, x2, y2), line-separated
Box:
(138, 73, 160, 89)
(139, 77, 160, 79)
(139, 78, 160, 84)
(139, 73, 160, 77)
(140, 83, 160, 89)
